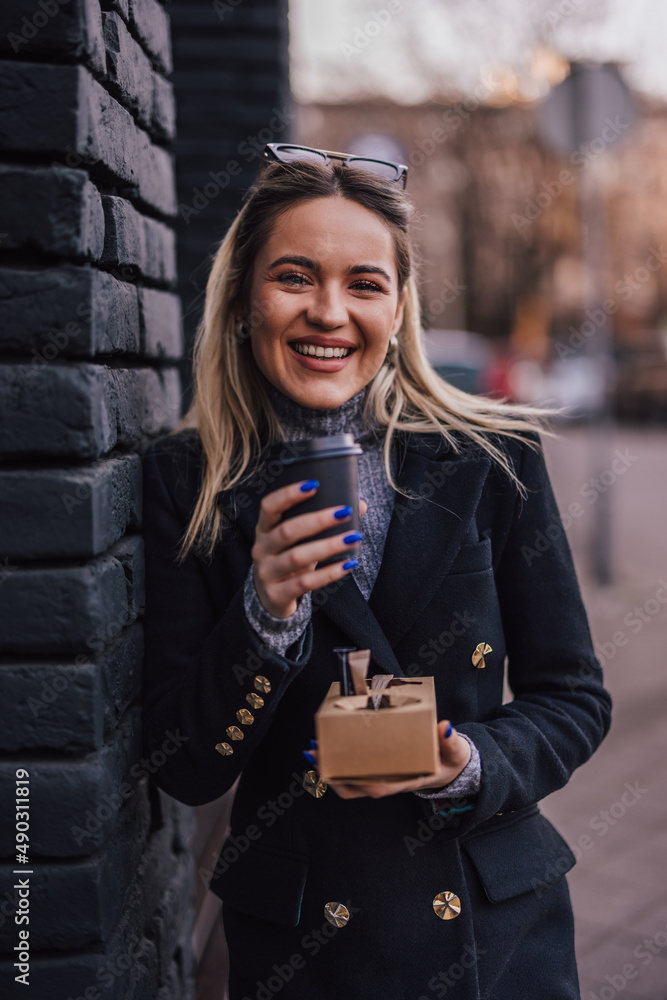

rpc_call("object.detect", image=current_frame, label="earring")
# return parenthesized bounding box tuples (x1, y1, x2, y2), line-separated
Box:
(235, 316, 250, 339)
(389, 334, 398, 348)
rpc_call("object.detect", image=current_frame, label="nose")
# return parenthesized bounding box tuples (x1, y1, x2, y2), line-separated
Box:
(305, 282, 348, 330)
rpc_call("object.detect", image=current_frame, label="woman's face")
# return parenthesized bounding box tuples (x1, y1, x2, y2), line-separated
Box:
(243, 196, 406, 410)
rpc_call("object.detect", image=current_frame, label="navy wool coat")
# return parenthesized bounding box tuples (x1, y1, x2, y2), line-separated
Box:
(141, 427, 612, 1000)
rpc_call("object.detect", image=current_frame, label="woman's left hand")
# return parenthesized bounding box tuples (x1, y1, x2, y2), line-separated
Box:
(304, 720, 471, 799)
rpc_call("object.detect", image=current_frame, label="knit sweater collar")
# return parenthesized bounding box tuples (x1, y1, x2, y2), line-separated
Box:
(261, 373, 377, 442)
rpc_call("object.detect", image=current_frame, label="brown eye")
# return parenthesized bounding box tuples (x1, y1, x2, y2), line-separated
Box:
(351, 279, 383, 292)
(279, 272, 310, 286)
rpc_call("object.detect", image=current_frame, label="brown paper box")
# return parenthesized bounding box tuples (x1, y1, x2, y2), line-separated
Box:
(315, 676, 440, 782)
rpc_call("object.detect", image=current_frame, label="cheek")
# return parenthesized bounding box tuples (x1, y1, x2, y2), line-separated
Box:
(248, 293, 287, 344)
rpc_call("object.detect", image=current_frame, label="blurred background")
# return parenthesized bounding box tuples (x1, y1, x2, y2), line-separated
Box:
(189, 3, 667, 997)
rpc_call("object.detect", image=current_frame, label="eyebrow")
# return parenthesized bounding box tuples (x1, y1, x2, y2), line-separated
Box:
(268, 255, 393, 283)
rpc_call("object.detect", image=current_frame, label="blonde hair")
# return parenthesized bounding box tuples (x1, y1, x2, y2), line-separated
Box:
(174, 160, 552, 560)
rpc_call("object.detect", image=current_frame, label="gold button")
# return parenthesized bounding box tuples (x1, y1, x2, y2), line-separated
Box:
(246, 692, 264, 710)
(433, 891, 461, 920)
(303, 770, 327, 798)
(215, 742, 233, 756)
(472, 642, 492, 669)
(236, 708, 254, 725)
(226, 726, 244, 741)
(254, 675, 271, 694)
(324, 902, 350, 928)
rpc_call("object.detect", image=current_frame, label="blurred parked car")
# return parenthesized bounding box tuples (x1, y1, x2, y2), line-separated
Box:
(420, 329, 495, 395)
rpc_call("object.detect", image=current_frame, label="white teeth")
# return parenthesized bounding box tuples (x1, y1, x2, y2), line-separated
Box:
(292, 343, 351, 358)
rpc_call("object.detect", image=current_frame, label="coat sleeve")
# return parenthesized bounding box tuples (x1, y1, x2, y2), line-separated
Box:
(452, 434, 612, 834)
(140, 439, 313, 806)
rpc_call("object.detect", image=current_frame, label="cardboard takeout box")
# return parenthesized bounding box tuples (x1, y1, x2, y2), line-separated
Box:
(315, 676, 439, 782)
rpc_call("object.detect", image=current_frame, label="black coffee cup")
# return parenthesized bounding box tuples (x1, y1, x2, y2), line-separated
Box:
(268, 434, 363, 567)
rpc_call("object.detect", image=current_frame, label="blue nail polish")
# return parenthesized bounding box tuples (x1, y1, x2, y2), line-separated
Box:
(360, 496, 367, 502)
(342, 558, 359, 571)
(445, 722, 453, 738)
(343, 531, 363, 544)
(303, 750, 316, 766)
(333, 505, 352, 519)
(309, 739, 318, 749)
(301, 479, 319, 492)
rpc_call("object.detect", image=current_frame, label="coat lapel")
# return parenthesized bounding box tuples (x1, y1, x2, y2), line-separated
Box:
(368, 441, 491, 648)
(217, 434, 491, 669)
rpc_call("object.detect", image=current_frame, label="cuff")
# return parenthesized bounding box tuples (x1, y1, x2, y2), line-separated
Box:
(243, 564, 312, 658)
(413, 733, 481, 802)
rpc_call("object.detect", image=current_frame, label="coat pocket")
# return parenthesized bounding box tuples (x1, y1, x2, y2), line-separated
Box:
(208, 841, 310, 927)
(461, 808, 575, 903)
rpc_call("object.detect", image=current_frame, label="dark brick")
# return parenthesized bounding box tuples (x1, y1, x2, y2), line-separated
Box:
(0, 877, 159, 998)
(0, 455, 142, 560)
(0, 63, 177, 217)
(108, 0, 131, 21)
(138, 823, 176, 915)
(152, 70, 176, 144)
(155, 954, 195, 1000)
(0, 165, 103, 261)
(162, 792, 195, 853)
(0, 624, 143, 753)
(0, 786, 150, 951)
(139, 288, 183, 358)
(103, 11, 157, 134)
(0, 708, 144, 856)
(136, 141, 178, 218)
(147, 848, 195, 984)
(103, 196, 177, 284)
(171, 3, 283, 29)
(128, 0, 173, 74)
(0, 0, 105, 75)
(0, 547, 131, 654)
(0, 363, 181, 458)
(113, 535, 145, 617)
(0, 265, 140, 358)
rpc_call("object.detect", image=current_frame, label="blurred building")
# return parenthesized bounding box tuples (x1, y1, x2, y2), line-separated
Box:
(296, 85, 667, 418)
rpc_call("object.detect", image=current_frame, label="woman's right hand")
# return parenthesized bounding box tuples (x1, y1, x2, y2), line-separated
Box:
(251, 481, 367, 619)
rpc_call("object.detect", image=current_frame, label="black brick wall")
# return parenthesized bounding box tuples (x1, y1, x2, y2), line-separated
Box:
(0, 1, 193, 997)
(169, 0, 292, 371)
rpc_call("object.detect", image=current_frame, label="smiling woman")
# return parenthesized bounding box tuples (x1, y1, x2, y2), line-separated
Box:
(140, 151, 612, 999)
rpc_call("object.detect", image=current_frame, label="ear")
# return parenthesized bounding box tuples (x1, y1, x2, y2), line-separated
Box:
(391, 286, 407, 336)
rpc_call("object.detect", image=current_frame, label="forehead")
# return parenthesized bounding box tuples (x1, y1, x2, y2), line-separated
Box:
(259, 196, 397, 269)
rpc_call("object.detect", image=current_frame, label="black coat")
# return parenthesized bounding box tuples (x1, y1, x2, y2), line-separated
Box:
(141, 427, 611, 1000)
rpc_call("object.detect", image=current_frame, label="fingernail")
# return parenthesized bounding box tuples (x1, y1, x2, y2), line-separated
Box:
(301, 479, 319, 492)
(333, 505, 352, 519)
(360, 496, 367, 502)
(342, 558, 358, 571)
(303, 750, 316, 765)
(309, 739, 318, 749)
(343, 531, 363, 544)
(445, 722, 454, 738)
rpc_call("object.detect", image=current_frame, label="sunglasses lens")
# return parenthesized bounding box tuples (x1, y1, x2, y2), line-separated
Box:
(346, 158, 400, 182)
(272, 145, 328, 165)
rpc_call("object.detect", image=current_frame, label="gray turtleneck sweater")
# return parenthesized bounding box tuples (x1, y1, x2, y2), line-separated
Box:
(242, 379, 480, 805)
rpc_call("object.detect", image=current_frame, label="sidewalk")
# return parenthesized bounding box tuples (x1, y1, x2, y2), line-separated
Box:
(541, 426, 667, 1000)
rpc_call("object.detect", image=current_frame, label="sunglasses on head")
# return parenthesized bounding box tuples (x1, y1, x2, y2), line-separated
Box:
(261, 143, 409, 189)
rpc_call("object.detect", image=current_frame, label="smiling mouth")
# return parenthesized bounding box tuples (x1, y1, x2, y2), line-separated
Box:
(290, 343, 354, 359)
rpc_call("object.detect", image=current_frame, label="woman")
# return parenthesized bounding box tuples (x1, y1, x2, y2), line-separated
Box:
(141, 145, 612, 1000)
